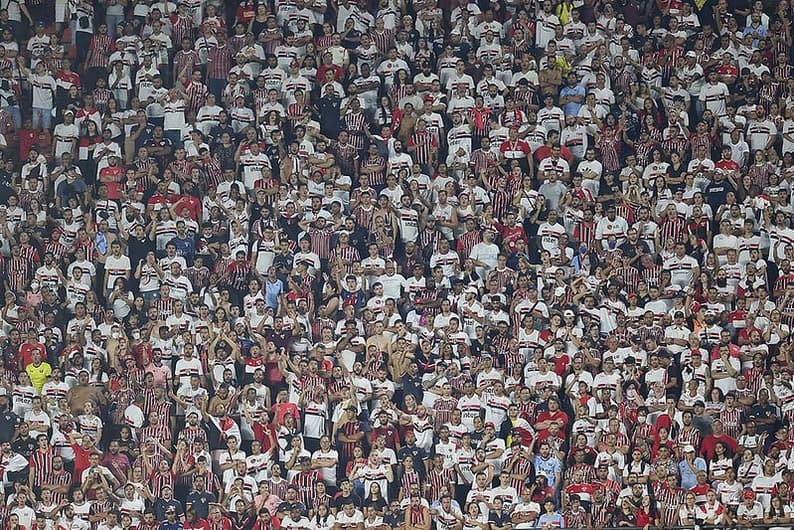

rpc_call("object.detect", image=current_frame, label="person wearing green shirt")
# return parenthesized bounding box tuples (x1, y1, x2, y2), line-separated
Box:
(25, 348, 52, 394)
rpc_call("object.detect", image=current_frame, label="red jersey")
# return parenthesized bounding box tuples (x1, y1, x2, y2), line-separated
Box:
(147, 193, 171, 211)
(565, 482, 598, 504)
(317, 64, 343, 82)
(271, 402, 300, 425)
(71, 443, 94, 483)
(99, 165, 124, 199)
(19, 341, 45, 370)
(715, 159, 740, 174)
(700, 433, 738, 460)
(536, 409, 570, 432)
(493, 222, 528, 252)
(56, 70, 82, 91)
(534, 144, 574, 163)
(715, 64, 738, 80)
(18, 128, 39, 160)
(184, 518, 211, 530)
(173, 194, 202, 221)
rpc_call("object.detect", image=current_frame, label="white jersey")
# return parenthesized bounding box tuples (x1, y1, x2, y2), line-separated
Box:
(663, 254, 699, 287)
(398, 207, 419, 242)
(457, 394, 482, 431)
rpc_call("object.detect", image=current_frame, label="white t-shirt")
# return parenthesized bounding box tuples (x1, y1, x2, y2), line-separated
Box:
(53, 123, 79, 158)
(312, 448, 339, 485)
(29, 72, 56, 108)
(334, 510, 364, 528)
(302, 400, 327, 439)
(104, 254, 131, 289)
(174, 357, 203, 389)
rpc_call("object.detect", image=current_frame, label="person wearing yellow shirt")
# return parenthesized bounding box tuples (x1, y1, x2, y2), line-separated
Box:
(25, 349, 52, 394)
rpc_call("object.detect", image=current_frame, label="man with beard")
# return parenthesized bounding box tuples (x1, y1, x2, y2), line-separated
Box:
(101, 439, 131, 487)
(57, 503, 89, 530)
(41, 455, 70, 504)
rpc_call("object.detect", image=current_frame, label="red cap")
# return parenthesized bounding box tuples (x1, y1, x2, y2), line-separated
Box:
(342, 297, 356, 308)
(743, 490, 755, 499)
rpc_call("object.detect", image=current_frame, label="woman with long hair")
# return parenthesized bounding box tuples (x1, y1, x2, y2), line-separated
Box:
(309, 503, 335, 530)
(84, 290, 105, 322)
(737, 449, 763, 487)
(462, 500, 490, 530)
(678, 492, 698, 526)
(709, 441, 734, 483)
(259, 111, 281, 146)
(747, 149, 776, 189)
(765, 495, 792, 530)
(704, 387, 725, 416)
(108, 277, 134, 319)
(373, 95, 395, 132)
(126, 295, 147, 324)
(23, 197, 46, 237)
(649, 175, 672, 216)
(170, 438, 196, 500)
(636, 494, 660, 529)
(614, 498, 637, 527)
(78, 119, 103, 187)
(638, 96, 664, 128)
(88, 357, 110, 392)
(414, 37, 434, 66)
(388, 68, 409, 103)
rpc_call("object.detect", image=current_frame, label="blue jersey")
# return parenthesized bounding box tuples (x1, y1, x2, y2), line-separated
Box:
(169, 236, 196, 262)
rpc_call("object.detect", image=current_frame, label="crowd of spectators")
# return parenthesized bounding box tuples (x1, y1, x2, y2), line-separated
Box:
(0, 0, 793, 529)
